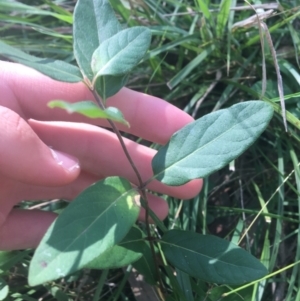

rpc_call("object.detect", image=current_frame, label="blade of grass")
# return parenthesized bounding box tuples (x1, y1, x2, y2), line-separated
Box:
(251, 228, 270, 301)
(216, 0, 231, 38)
(244, 9, 300, 48)
(284, 141, 300, 301)
(93, 269, 110, 301)
(268, 141, 284, 272)
(213, 50, 257, 111)
(167, 44, 215, 89)
(226, 0, 237, 75)
(176, 269, 194, 301)
(223, 260, 300, 297)
(196, 0, 212, 25)
(0, 2, 72, 23)
(231, 218, 244, 245)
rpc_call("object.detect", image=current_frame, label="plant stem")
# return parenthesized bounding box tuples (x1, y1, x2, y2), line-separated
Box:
(91, 90, 165, 294)
(92, 91, 151, 228)
(92, 91, 144, 187)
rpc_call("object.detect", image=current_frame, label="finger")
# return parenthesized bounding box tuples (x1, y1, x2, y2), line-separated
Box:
(0, 171, 99, 203)
(138, 193, 169, 222)
(0, 107, 80, 186)
(29, 120, 203, 199)
(0, 195, 167, 250)
(1, 61, 193, 144)
(0, 209, 56, 250)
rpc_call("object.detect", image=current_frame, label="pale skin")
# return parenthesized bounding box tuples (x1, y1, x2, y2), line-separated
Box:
(0, 61, 203, 250)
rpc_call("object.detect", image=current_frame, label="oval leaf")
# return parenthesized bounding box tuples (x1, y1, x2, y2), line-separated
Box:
(0, 40, 82, 83)
(152, 101, 273, 186)
(91, 27, 151, 79)
(85, 226, 145, 269)
(161, 230, 267, 285)
(73, 0, 122, 80)
(48, 101, 130, 127)
(28, 177, 140, 286)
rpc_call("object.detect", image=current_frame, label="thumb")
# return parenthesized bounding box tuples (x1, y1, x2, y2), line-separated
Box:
(0, 106, 80, 186)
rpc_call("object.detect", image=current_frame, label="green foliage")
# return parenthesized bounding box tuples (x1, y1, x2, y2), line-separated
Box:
(152, 101, 273, 185)
(0, 40, 82, 82)
(0, 279, 9, 300)
(29, 177, 140, 286)
(3, 0, 300, 299)
(48, 100, 130, 127)
(132, 239, 158, 285)
(85, 226, 145, 269)
(73, 0, 122, 81)
(216, 0, 231, 38)
(94, 73, 129, 100)
(161, 230, 267, 285)
(91, 27, 151, 78)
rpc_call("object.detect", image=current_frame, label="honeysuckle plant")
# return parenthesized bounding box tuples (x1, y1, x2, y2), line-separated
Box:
(0, 0, 274, 295)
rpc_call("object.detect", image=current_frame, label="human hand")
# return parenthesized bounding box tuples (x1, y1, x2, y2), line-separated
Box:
(0, 61, 202, 250)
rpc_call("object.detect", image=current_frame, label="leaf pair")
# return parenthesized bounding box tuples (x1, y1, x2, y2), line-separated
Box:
(73, 0, 151, 99)
(53, 0, 151, 124)
(0, 0, 151, 125)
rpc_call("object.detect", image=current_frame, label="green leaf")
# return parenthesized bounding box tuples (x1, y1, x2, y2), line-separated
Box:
(0, 1, 73, 23)
(73, 0, 122, 81)
(28, 177, 140, 286)
(132, 244, 158, 285)
(176, 270, 194, 301)
(91, 27, 151, 80)
(152, 101, 273, 186)
(0, 278, 8, 300)
(208, 286, 253, 301)
(0, 250, 30, 271)
(161, 230, 267, 285)
(167, 45, 215, 89)
(49, 286, 72, 301)
(94, 74, 128, 100)
(85, 226, 145, 269)
(197, 0, 212, 24)
(105, 107, 130, 127)
(0, 251, 16, 268)
(48, 101, 130, 127)
(0, 40, 82, 83)
(216, 0, 231, 37)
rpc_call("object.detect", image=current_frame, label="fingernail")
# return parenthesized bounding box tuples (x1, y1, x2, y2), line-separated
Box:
(50, 149, 80, 172)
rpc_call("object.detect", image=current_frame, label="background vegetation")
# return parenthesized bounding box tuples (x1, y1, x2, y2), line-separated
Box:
(0, 0, 300, 300)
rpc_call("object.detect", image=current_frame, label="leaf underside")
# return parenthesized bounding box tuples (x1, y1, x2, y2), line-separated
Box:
(152, 101, 273, 186)
(91, 27, 151, 78)
(73, 0, 122, 81)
